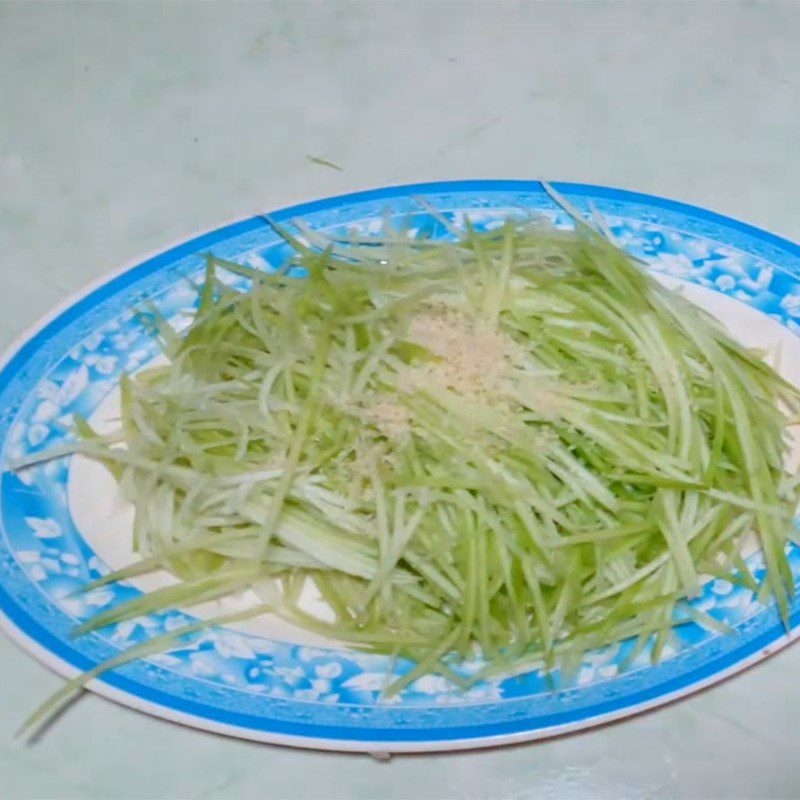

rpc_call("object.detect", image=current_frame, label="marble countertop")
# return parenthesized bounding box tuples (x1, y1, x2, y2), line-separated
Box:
(1, 2, 800, 798)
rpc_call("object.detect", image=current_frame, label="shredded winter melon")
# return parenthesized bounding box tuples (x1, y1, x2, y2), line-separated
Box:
(14, 186, 800, 737)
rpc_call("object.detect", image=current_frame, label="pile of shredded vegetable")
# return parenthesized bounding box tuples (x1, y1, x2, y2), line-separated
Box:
(16, 189, 800, 735)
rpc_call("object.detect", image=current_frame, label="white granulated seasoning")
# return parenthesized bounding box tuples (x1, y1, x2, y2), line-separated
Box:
(405, 303, 513, 399)
(365, 399, 412, 439)
(526, 388, 561, 419)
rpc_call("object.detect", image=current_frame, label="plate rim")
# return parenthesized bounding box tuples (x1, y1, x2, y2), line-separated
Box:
(3, 599, 797, 753)
(2, 179, 800, 752)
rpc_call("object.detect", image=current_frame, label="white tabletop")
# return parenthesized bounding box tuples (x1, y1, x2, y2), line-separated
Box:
(2, 2, 800, 798)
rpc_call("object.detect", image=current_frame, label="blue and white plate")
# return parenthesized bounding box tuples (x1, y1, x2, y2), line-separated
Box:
(3, 181, 800, 752)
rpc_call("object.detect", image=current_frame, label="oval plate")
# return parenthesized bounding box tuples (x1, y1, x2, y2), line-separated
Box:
(3, 181, 800, 753)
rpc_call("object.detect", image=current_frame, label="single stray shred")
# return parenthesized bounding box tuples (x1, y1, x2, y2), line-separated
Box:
(14, 190, 800, 737)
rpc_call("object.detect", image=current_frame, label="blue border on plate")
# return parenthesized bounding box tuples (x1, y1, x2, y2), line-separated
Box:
(2, 180, 800, 743)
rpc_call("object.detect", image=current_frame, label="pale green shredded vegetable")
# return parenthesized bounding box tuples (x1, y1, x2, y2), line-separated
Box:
(14, 185, 800, 738)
